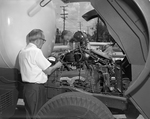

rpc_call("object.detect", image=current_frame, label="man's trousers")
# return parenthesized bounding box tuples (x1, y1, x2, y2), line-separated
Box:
(23, 83, 46, 119)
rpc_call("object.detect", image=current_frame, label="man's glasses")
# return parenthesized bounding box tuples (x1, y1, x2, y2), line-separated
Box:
(39, 38, 46, 43)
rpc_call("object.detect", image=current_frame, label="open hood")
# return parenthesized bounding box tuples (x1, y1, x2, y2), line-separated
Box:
(81, 0, 149, 84)
(91, 0, 149, 65)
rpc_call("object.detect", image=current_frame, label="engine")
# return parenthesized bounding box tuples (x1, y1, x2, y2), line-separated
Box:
(56, 44, 114, 91)
(48, 31, 130, 95)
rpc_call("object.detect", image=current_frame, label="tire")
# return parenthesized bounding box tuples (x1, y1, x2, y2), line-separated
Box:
(35, 92, 114, 119)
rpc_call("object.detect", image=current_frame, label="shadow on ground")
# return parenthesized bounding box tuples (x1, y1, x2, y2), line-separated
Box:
(10, 106, 26, 119)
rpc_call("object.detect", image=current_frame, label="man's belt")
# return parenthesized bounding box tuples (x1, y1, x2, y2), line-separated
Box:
(23, 82, 44, 85)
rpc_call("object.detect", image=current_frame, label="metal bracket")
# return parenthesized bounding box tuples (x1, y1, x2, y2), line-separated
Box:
(40, 0, 52, 7)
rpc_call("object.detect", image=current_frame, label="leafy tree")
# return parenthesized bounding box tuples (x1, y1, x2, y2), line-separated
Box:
(55, 28, 62, 43)
(91, 18, 110, 42)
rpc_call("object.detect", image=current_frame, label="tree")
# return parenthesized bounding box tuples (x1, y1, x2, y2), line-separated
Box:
(91, 17, 110, 42)
(55, 28, 62, 43)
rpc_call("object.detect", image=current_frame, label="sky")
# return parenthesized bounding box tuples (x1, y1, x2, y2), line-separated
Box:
(52, 0, 96, 34)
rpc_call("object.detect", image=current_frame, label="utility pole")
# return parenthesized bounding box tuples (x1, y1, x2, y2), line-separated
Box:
(87, 26, 89, 34)
(60, 5, 68, 31)
(97, 17, 100, 42)
(79, 22, 82, 31)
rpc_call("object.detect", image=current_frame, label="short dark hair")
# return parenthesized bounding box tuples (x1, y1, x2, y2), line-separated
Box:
(61, 30, 72, 39)
(27, 29, 45, 42)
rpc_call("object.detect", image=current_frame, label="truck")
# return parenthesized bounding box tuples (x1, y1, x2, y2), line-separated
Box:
(0, 0, 150, 119)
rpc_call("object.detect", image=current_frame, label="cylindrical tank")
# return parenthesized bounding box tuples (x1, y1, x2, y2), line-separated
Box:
(0, 0, 56, 69)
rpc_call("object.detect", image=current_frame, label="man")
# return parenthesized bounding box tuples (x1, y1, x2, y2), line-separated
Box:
(103, 43, 115, 58)
(19, 29, 62, 119)
(61, 30, 73, 45)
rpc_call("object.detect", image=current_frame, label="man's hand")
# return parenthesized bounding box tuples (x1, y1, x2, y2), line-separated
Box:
(55, 61, 62, 69)
(43, 61, 62, 75)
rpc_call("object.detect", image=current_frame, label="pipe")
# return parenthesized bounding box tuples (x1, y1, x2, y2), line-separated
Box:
(28, 0, 51, 17)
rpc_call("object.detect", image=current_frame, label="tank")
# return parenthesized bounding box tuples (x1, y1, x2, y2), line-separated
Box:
(0, 0, 56, 69)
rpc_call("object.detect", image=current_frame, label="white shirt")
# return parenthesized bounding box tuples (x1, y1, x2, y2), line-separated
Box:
(19, 43, 51, 84)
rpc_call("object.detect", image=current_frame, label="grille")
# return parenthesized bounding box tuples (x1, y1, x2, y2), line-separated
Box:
(0, 90, 13, 112)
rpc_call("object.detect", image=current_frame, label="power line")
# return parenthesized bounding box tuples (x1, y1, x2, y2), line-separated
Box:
(60, 5, 68, 31)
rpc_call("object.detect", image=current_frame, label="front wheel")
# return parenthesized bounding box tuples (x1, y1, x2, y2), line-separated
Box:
(35, 92, 114, 119)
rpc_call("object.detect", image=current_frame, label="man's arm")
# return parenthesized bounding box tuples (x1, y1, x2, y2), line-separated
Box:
(43, 61, 62, 75)
(35, 50, 62, 75)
